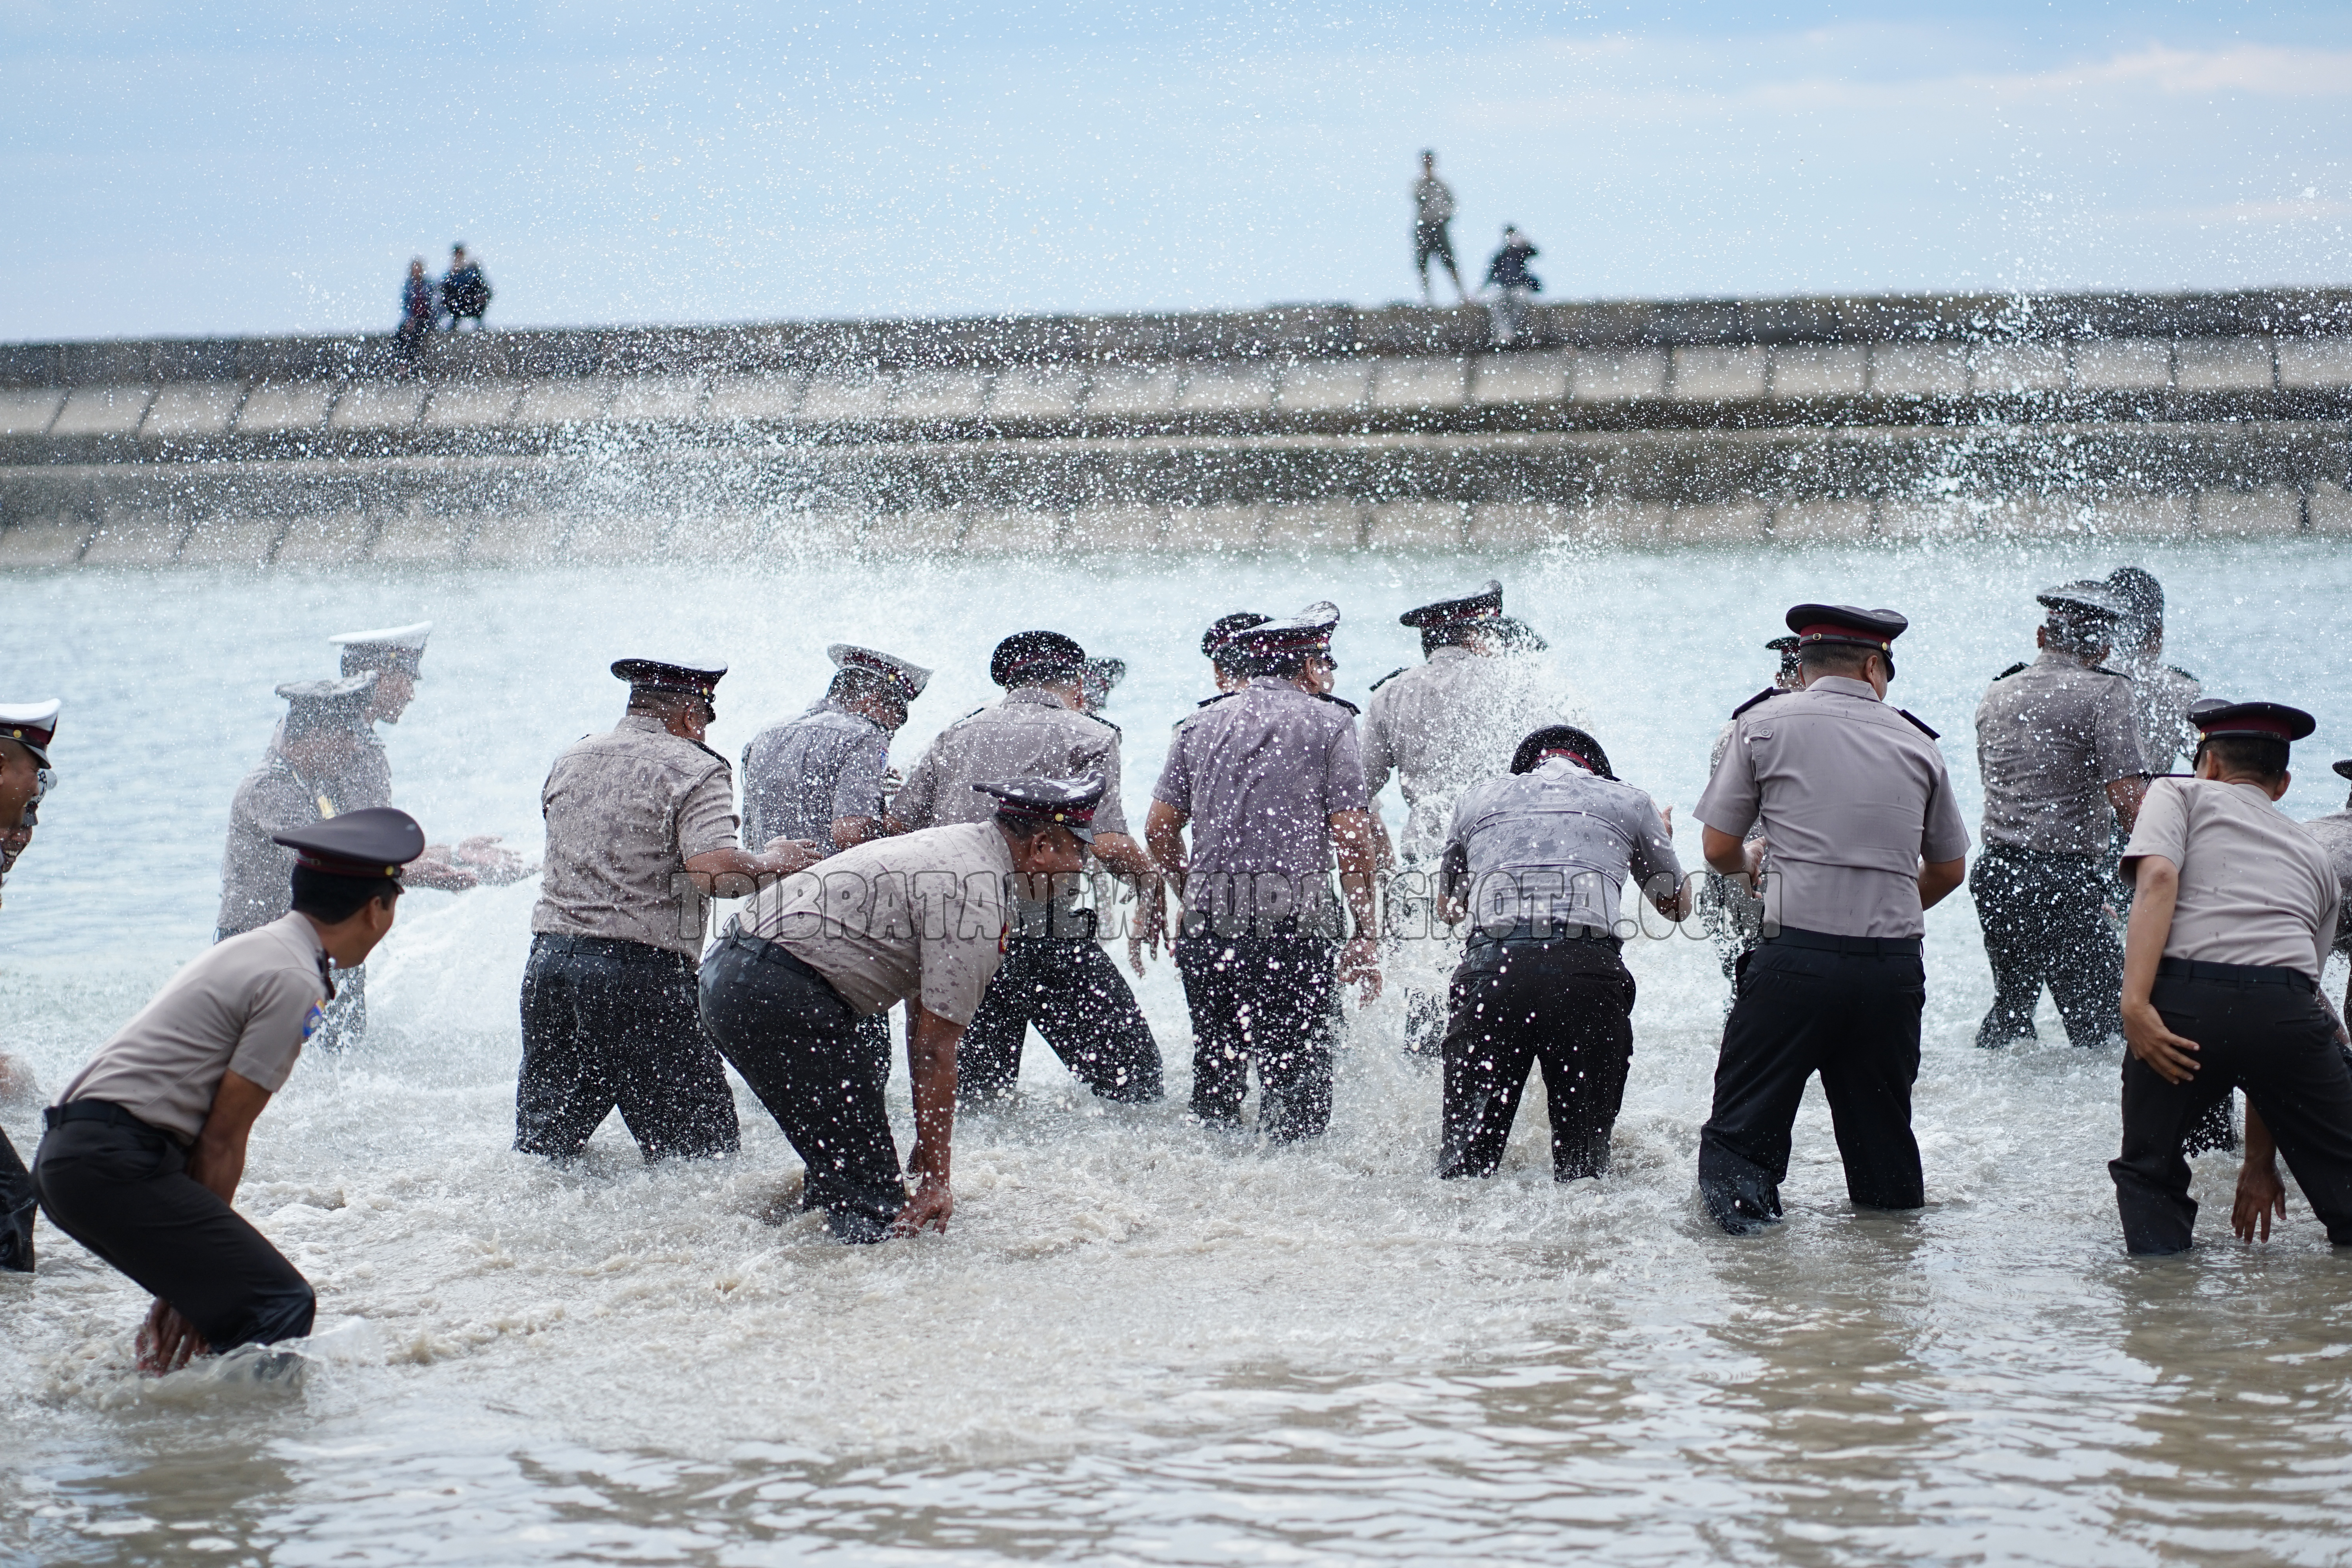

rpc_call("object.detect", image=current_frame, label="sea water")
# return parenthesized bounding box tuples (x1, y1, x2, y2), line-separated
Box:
(5, 536, 2352, 1565)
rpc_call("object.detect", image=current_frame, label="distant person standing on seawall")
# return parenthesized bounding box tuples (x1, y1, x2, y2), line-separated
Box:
(396, 258, 436, 361)
(1412, 151, 1467, 306)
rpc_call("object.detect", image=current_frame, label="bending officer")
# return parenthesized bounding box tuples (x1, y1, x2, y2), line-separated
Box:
(741, 644, 930, 853)
(1694, 603, 1971, 1234)
(0, 699, 59, 1272)
(34, 809, 423, 1372)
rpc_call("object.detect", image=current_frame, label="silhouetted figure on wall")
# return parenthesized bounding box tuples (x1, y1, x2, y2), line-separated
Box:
(1412, 151, 1467, 306)
(1484, 226, 1542, 346)
(441, 244, 492, 332)
(396, 258, 436, 361)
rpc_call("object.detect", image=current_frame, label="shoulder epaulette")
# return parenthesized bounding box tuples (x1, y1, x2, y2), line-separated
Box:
(2091, 664, 2133, 681)
(1195, 691, 1235, 709)
(686, 737, 731, 768)
(1730, 687, 1780, 720)
(2169, 664, 2199, 683)
(1098, 718, 1122, 736)
(1316, 693, 1361, 717)
(1896, 709, 1940, 739)
(1368, 666, 1410, 693)
(952, 705, 987, 726)
(1993, 661, 2029, 681)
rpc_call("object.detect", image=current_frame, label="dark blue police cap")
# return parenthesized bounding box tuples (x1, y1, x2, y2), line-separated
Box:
(972, 776, 1104, 842)
(2188, 698, 2316, 743)
(1785, 603, 1909, 653)
(272, 806, 426, 880)
(1202, 613, 1270, 662)
(1399, 579, 1503, 629)
(990, 631, 1087, 688)
(612, 655, 728, 693)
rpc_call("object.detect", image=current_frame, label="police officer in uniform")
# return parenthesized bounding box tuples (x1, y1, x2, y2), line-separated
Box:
(519, 656, 823, 1163)
(889, 632, 1163, 1105)
(2104, 568, 2202, 775)
(1080, 656, 1127, 719)
(1436, 724, 1688, 1182)
(701, 777, 1094, 1241)
(2301, 759, 2352, 1025)
(1172, 615, 1271, 742)
(1694, 604, 1971, 1234)
(1697, 637, 1802, 987)
(1147, 604, 1383, 1140)
(34, 808, 424, 1372)
(0, 699, 59, 1272)
(741, 644, 931, 853)
(1971, 581, 2148, 1051)
(2111, 699, 2352, 1254)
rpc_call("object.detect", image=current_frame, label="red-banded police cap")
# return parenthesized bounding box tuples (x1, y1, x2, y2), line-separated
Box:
(0, 699, 61, 768)
(2189, 699, 2316, 744)
(1784, 603, 1909, 653)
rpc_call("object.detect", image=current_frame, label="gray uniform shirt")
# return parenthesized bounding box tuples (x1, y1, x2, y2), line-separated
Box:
(1441, 757, 1685, 934)
(1975, 650, 2146, 855)
(531, 714, 741, 958)
(740, 821, 1013, 1024)
(2304, 809, 2352, 956)
(216, 735, 396, 935)
(2124, 778, 2339, 980)
(2114, 653, 2202, 775)
(1362, 647, 1568, 860)
(1153, 677, 1370, 918)
(893, 688, 1128, 836)
(740, 701, 890, 851)
(1695, 676, 1972, 940)
(56, 913, 330, 1142)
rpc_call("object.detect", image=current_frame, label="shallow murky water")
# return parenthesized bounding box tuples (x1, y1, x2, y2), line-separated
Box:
(5, 537, 2352, 1566)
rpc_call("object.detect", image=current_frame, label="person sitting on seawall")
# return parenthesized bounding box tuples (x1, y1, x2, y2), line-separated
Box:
(1483, 226, 1541, 347)
(2111, 700, 2352, 1255)
(1434, 725, 1688, 1184)
(441, 243, 492, 331)
(31, 809, 425, 1373)
(0, 699, 61, 1273)
(699, 777, 1097, 1242)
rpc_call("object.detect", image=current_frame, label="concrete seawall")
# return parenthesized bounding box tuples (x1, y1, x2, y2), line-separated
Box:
(4, 290, 2349, 567)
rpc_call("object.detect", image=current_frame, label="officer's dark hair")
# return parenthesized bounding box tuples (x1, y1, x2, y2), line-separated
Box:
(2194, 734, 2290, 786)
(1419, 622, 1484, 656)
(993, 813, 1077, 847)
(1240, 648, 1312, 679)
(1510, 725, 1615, 780)
(1797, 642, 1884, 680)
(828, 667, 901, 710)
(2108, 566, 2163, 628)
(2042, 612, 2112, 658)
(290, 867, 403, 924)
(285, 706, 360, 744)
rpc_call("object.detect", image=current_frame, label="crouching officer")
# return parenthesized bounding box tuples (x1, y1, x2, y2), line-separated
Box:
(741, 644, 931, 853)
(1694, 604, 1971, 1234)
(1696, 636, 1802, 987)
(0, 699, 60, 1273)
(1436, 725, 1688, 1182)
(1147, 604, 1383, 1140)
(33, 809, 423, 1373)
(891, 632, 1163, 1106)
(1971, 580, 2147, 1051)
(519, 656, 822, 1164)
(701, 777, 1093, 1241)
(2110, 700, 2352, 1254)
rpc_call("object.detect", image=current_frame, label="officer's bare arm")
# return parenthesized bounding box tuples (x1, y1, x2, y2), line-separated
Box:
(2235, 1105, 2288, 1242)
(1702, 826, 1762, 884)
(684, 841, 824, 897)
(1331, 809, 1383, 998)
(1145, 800, 1189, 897)
(2106, 776, 2148, 832)
(831, 815, 883, 850)
(1918, 856, 1966, 910)
(897, 1007, 960, 1236)
(2118, 854, 2202, 1084)
(189, 1069, 273, 1205)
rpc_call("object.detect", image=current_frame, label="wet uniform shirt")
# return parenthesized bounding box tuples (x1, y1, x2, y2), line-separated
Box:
(2114, 653, 2202, 775)
(1440, 757, 1684, 934)
(55, 913, 330, 1143)
(531, 714, 740, 958)
(2303, 809, 2352, 956)
(1363, 648, 1567, 860)
(216, 734, 395, 935)
(1154, 676, 1369, 918)
(893, 688, 1129, 836)
(1695, 676, 1971, 940)
(739, 821, 1013, 1024)
(1974, 650, 2146, 855)
(740, 701, 889, 852)
(2123, 778, 2339, 980)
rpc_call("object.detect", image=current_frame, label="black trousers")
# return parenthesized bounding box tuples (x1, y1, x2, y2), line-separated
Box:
(1440, 935, 1635, 1181)
(699, 932, 905, 1242)
(960, 933, 1162, 1104)
(1971, 845, 2122, 1050)
(33, 1114, 315, 1349)
(1698, 930, 1927, 1232)
(1176, 917, 1338, 1141)
(2110, 962, 2352, 1254)
(1, 1125, 33, 1272)
(515, 934, 740, 1162)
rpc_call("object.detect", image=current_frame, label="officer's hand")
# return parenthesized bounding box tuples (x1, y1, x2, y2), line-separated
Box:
(893, 1175, 953, 1236)
(403, 855, 481, 891)
(1339, 935, 1382, 1002)
(2233, 1155, 2288, 1242)
(760, 837, 826, 875)
(137, 1299, 209, 1375)
(2122, 998, 2201, 1084)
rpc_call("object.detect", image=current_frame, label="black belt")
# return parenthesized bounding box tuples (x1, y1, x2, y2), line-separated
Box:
(44, 1100, 170, 1139)
(1468, 920, 1621, 946)
(535, 933, 691, 964)
(1763, 925, 1922, 956)
(2157, 957, 2317, 993)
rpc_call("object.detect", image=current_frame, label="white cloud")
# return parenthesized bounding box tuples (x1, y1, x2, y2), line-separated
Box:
(1996, 43, 2352, 100)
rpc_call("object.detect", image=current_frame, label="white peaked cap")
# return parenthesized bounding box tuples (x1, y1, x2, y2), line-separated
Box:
(327, 621, 434, 650)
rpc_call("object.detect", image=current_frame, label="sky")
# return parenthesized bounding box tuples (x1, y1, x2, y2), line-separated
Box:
(4, 2, 2350, 340)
